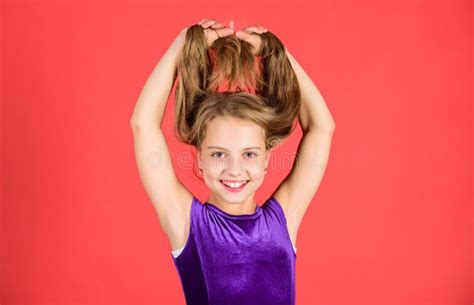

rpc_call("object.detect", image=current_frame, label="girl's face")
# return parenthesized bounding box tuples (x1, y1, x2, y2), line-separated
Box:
(197, 116, 271, 205)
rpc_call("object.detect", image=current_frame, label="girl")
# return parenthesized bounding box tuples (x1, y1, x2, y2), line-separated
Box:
(130, 19, 335, 305)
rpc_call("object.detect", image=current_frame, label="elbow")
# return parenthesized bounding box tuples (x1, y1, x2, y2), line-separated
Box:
(130, 117, 161, 133)
(324, 119, 336, 133)
(130, 117, 148, 134)
(304, 121, 336, 135)
(318, 125, 336, 136)
(327, 123, 336, 135)
(328, 122, 336, 132)
(130, 117, 140, 132)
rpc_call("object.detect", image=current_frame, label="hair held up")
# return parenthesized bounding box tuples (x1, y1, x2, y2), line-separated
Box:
(174, 24, 301, 151)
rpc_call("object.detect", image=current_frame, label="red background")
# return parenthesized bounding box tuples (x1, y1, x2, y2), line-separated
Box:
(1, 0, 472, 304)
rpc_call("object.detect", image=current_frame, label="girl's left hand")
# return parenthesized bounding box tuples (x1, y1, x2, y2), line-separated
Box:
(234, 25, 268, 56)
(198, 18, 234, 47)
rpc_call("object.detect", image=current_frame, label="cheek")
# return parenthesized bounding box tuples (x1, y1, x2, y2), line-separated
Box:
(201, 157, 225, 171)
(244, 157, 267, 172)
(202, 173, 219, 190)
(245, 161, 267, 180)
(250, 169, 266, 181)
(203, 161, 225, 175)
(202, 165, 224, 185)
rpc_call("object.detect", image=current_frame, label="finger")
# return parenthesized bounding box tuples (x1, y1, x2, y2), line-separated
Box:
(203, 28, 216, 38)
(210, 22, 225, 30)
(198, 19, 208, 25)
(201, 19, 217, 28)
(243, 27, 266, 34)
(215, 27, 234, 37)
(235, 30, 260, 45)
(252, 27, 267, 33)
(229, 20, 234, 29)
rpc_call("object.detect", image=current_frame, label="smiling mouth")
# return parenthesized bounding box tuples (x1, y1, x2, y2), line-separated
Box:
(219, 180, 249, 190)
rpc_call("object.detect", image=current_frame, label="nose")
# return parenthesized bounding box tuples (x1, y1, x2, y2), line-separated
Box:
(226, 157, 243, 174)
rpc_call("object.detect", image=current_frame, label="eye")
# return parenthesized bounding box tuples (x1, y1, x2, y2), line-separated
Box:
(211, 152, 225, 158)
(244, 151, 258, 158)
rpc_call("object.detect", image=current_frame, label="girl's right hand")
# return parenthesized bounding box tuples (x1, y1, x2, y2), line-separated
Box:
(198, 18, 234, 47)
(171, 19, 234, 52)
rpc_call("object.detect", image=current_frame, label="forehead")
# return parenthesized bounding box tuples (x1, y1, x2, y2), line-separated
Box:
(203, 116, 265, 149)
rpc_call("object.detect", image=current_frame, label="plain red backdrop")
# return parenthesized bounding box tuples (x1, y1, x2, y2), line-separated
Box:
(1, 0, 471, 304)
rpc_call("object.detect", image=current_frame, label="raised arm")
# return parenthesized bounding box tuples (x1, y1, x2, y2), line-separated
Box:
(286, 50, 336, 133)
(129, 28, 193, 251)
(272, 48, 336, 247)
(130, 21, 234, 251)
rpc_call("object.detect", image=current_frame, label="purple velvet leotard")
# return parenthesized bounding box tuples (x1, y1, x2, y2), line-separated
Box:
(171, 195, 297, 305)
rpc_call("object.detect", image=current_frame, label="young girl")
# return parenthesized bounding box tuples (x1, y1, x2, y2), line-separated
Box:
(130, 19, 336, 305)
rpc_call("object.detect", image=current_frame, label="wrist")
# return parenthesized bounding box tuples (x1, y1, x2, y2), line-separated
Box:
(166, 28, 186, 57)
(170, 36, 185, 53)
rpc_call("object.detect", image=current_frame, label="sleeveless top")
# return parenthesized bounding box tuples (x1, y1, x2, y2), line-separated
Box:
(170, 195, 297, 305)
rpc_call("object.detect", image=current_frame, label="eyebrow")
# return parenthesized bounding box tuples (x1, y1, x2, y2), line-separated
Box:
(207, 146, 261, 151)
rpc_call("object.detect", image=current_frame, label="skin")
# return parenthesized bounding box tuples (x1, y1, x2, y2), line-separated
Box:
(130, 18, 336, 252)
(197, 116, 271, 216)
(176, 19, 267, 55)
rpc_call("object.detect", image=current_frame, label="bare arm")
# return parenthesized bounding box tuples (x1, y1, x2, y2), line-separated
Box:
(286, 49, 336, 132)
(130, 20, 233, 125)
(130, 21, 234, 251)
(272, 48, 336, 247)
(130, 29, 186, 126)
(130, 28, 193, 251)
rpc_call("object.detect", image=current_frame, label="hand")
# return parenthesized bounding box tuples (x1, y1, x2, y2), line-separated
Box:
(171, 19, 234, 51)
(198, 18, 234, 47)
(235, 25, 268, 56)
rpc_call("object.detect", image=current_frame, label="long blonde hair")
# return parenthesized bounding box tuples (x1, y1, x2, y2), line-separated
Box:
(174, 24, 301, 151)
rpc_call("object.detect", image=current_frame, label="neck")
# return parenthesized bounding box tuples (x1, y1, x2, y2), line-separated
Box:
(207, 194, 258, 215)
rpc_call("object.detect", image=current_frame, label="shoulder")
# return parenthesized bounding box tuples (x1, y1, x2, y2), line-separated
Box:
(263, 195, 288, 222)
(269, 190, 300, 247)
(268, 190, 291, 219)
(164, 189, 195, 251)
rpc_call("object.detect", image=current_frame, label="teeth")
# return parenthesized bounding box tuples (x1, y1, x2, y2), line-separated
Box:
(221, 180, 247, 188)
